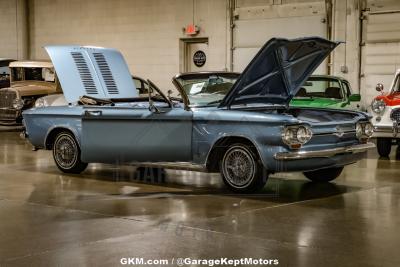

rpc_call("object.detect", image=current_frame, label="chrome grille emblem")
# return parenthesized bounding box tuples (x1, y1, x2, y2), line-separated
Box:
(334, 126, 345, 138)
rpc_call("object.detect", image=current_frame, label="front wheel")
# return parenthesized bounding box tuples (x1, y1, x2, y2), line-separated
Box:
(303, 167, 344, 182)
(377, 138, 392, 157)
(220, 143, 268, 193)
(53, 131, 88, 174)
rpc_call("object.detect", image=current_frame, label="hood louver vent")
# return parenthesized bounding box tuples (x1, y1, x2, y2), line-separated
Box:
(93, 52, 119, 95)
(45, 45, 137, 103)
(71, 52, 98, 95)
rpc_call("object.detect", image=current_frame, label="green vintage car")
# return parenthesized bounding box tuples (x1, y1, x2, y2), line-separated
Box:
(290, 75, 362, 110)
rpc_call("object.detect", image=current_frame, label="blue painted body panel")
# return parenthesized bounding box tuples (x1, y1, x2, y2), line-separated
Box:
(23, 38, 369, 174)
(22, 104, 369, 173)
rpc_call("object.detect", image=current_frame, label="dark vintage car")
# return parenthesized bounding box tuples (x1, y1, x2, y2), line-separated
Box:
(0, 60, 62, 124)
(23, 38, 375, 193)
(0, 58, 15, 89)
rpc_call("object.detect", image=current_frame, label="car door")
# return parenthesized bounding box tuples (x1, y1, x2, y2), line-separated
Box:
(80, 104, 193, 164)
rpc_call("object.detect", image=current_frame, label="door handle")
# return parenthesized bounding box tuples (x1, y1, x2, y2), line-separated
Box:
(85, 110, 102, 117)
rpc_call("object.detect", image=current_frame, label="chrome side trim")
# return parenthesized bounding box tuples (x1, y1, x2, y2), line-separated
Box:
(313, 130, 355, 137)
(274, 142, 375, 160)
(129, 162, 207, 172)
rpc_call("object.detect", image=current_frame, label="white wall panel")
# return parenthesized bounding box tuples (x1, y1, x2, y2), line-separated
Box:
(361, 10, 400, 106)
(29, 0, 228, 91)
(0, 0, 18, 58)
(232, 1, 327, 72)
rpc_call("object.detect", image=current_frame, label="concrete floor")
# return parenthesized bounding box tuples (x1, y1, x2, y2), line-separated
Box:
(0, 131, 399, 267)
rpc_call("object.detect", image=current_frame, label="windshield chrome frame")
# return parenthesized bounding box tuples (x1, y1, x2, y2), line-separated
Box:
(390, 72, 400, 94)
(172, 72, 241, 110)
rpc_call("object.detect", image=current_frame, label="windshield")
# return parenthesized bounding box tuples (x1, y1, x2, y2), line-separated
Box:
(132, 76, 149, 95)
(294, 77, 343, 100)
(176, 73, 240, 106)
(392, 73, 400, 92)
(11, 67, 55, 82)
(0, 66, 10, 82)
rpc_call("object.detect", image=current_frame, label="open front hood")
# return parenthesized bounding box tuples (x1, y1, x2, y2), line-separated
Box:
(219, 37, 339, 108)
(45, 46, 137, 103)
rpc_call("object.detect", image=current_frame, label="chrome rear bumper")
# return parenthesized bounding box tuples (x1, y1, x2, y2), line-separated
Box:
(274, 142, 375, 160)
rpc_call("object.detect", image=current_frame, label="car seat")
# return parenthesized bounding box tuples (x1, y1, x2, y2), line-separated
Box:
(325, 87, 341, 99)
(296, 87, 307, 97)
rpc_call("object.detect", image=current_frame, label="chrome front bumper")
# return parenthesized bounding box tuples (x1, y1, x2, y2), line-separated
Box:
(374, 125, 394, 133)
(0, 107, 20, 124)
(373, 122, 400, 138)
(274, 142, 375, 160)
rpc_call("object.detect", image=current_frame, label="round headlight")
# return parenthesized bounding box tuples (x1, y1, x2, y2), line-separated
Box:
(296, 126, 312, 144)
(371, 99, 386, 114)
(283, 128, 295, 145)
(364, 123, 374, 137)
(34, 98, 46, 108)
(12, 99, 24, 109)
(355, 123, 363, 138)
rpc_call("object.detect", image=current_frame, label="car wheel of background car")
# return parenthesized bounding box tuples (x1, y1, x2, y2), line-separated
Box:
(376, 138, 392, 158)
(303, 167, 344, 182)
(53, 132, 88, 174)
(221, 143, 268, 193)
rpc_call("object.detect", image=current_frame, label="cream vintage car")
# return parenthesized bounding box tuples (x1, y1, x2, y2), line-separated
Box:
(0, 60, 62, 124)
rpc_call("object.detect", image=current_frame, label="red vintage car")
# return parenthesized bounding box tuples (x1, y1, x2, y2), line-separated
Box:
(370, 69, 400, 157)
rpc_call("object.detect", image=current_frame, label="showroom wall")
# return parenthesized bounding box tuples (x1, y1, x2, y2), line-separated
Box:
(359, 0, 400, 106)
(28, 0, 229, 91)
(0, 0, 28, 60)
(231, 0, 328, 73)
(1, 0, 400, 106)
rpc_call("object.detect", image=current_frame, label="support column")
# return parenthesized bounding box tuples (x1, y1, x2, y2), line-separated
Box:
(331, 0, 362, 92)
(15, 0, 29, 59)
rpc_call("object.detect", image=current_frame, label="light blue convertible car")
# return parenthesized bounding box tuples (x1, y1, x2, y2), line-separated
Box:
(23, 37, 375, 193)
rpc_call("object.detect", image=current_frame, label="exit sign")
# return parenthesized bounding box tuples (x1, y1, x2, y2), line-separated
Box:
(185, 24, 200, 36)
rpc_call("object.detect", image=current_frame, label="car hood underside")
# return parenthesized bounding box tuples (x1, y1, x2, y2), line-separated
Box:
(219, 37, 340, 108)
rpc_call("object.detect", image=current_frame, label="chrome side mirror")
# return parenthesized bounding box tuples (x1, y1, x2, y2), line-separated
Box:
(376, 83, 384, 92)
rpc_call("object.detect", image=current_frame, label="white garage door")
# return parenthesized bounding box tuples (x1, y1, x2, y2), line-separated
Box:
(232, 2, 327, 73)
(360, 11, 400, 107)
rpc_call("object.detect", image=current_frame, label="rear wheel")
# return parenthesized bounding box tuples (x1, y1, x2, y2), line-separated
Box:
(303, 167, 344, 182)
(53, 132, 88, 173)
(220, 143, 268, 193)
(377, 138, 392, 157)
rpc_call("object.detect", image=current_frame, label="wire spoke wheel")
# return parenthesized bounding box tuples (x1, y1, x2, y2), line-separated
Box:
(54, 134, 78, 169)
(222, 146, 256, 188)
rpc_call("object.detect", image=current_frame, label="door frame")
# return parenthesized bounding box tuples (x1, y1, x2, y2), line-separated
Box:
(359, 10, 400, 107)
(179, 37, 209, 72)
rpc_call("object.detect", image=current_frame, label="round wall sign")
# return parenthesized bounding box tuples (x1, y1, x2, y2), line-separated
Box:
(193, 50, 206, 67)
